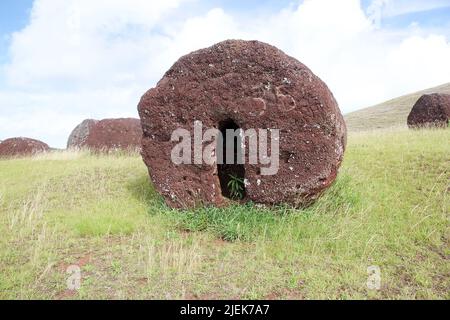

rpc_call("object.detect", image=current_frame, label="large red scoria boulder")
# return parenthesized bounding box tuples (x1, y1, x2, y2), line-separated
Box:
(407, 93, 450, 128)
(67, 119, 98, 149)
(138, 40, 347, 208)
(76, 118, 142, 152)
(0, 137, 50, 158)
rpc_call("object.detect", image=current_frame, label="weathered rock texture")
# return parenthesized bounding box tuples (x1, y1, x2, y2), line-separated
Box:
(407, 93, 450, 128)
(0, 137, 50, 158)
(138, 40, 347, 208)
(67, 119, 98, 149)
(74, 118, 142, 152)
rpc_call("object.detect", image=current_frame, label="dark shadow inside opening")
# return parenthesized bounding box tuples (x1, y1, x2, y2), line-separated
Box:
(217, 119, 246, 200)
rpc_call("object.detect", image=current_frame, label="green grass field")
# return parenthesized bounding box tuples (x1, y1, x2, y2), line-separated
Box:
(0, 128, 449, 299)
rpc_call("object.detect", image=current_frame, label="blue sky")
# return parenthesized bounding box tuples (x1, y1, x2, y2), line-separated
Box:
(0, 0, 449, 148)
(0, 0, 33, 34)
(0, 0, 33, 64)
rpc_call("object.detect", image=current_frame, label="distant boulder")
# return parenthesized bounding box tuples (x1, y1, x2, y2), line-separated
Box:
(67, 119, 98, 149)
(407, 93, 450, 128)
(0, 137, 50, 158)
(74, 118, 142, 152)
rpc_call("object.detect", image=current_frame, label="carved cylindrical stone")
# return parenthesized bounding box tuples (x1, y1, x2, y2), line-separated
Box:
(67, 119, 98, 149)
(407, 93, 450, 128)
(0, 137, 50, 158)
(67, 118, 142, 152)
(138, 40, 346, 208)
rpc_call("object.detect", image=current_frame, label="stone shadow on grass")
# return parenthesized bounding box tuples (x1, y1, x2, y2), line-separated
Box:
(126, 173, 167, 209)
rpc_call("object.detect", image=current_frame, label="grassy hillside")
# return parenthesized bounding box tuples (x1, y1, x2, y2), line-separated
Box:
(0, 128, 449, 299)
(345, 83, 450, 131)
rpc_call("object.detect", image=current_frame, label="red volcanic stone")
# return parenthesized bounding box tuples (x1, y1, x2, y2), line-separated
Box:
(79, 118, 142, 152)
(0, 137, 50, 158)
(67, 119, 98, 149)
(138, 40, 347, 208)
(407, 93, 450, 128)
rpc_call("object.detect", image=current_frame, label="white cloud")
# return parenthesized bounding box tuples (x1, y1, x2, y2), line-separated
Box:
(165, 8, 241, 61)
(0, 0, 449, 147)
(5, 0, 188, 88)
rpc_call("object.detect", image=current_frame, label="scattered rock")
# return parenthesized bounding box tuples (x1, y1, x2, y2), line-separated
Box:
(74, 118, 142, 152)
(138, 40, 346, 208)
(67, 119, 98, 149)
(407, 93, 450, 128)
(0, 137, 50, 158)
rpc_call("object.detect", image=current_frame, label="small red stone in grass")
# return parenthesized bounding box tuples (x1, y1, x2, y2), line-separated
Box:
(68, 118, 143, 152)
(138, 40, 346, 209)
(407, 93, 450, 128)
(0, 137, 50, 158)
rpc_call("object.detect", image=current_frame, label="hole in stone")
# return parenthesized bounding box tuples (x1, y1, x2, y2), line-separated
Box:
(280, 150, 293, 164)
(217, 119, 246, 200)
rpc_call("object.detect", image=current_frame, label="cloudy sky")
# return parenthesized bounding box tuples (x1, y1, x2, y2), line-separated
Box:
(0, 0, 449, 148)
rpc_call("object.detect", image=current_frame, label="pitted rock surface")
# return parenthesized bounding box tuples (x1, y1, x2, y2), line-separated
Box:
(407, 93, 450, 128)
(138, 40, 347, 208)
(67, 119, 98, 149)
(0, 137, 50, 158)
(79, 118, 142, 152)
